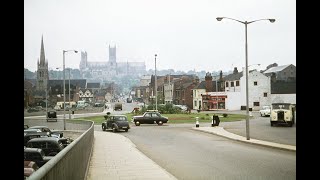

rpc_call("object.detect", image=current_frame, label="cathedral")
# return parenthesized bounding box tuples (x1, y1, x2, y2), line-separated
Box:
(36, 35, 49, 91)
(79, 45, 146, 82)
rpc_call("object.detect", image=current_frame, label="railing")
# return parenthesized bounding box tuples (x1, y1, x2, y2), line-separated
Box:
(26, 119, 94, 180)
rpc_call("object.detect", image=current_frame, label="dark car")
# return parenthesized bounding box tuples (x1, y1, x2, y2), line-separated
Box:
(132, 111, 169, 126)
(47, 110, 57, 122)
(26, 137, 65, 156)
(24, 160, 39, 178)
(29, 126, 63, 138)
(102, 115, 130, 132)
(24, 147, 53, 167)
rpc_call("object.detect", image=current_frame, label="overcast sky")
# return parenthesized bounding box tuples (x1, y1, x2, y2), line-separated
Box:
(24, 0, 295, 73)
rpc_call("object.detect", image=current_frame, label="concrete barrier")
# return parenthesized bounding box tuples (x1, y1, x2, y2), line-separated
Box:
(27, 119, 94, 180)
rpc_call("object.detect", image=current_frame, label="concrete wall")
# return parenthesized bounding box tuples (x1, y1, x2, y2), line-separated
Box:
(241, 70, 271, 110)
(27, 119, 94, 180)
(225, 92, 241, 110)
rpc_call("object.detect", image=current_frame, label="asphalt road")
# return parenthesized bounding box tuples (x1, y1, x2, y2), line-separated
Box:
(96, 124, 295, 180)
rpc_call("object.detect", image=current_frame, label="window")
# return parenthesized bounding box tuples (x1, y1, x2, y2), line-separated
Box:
(231, 82, 234, 87)
(253, 102, 260, 106)
(254, 81, 258, 86)
(226, 82, 229, 87)
(194, 101, 197, 106)
(236, 81, 240, 86)
(264, 93, 267, 97)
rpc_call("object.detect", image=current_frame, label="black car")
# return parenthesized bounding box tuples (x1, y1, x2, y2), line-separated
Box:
(26, 137, 65, 156)
(24, 147, 53, 167)
(47, 110, 57, 122)
(132, 111, 169, 126)
(102, 115, 130, 132)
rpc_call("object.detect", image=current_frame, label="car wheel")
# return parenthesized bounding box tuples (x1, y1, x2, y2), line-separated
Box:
(102, 125, 106, 131)
(112, 126, 116, 133)
(270, 122, 274, 126)
(135, 121, 140, 126)
(125, 129, 128, 132)
(157, 120, 163, 125)
(260, 113, 263, 117)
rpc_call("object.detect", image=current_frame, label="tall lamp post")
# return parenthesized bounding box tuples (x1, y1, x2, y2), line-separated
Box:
(155, 54, 157, 111)
(63, 50, 78, 130)
(216, 17, 275, 140)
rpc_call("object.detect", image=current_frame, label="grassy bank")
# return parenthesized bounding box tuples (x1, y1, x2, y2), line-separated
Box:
(76, 112, 247, 125)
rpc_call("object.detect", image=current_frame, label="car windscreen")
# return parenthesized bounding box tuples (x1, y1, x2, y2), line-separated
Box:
(114, 116, 127, 121)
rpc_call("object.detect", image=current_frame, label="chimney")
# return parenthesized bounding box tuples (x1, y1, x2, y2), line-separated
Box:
(205, 72, 213, 92)
(233, 67, 238, 74)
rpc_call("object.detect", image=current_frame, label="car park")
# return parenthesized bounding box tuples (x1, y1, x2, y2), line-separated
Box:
(270, 103, 295, 127)
(102, 115, 130, 132)
(259, 105, 271, 117)
(26, 137, 65, 156)
(132, 110, 169, 126)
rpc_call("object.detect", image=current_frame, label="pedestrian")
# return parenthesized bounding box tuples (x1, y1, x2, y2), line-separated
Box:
(198, 104, 201, 113)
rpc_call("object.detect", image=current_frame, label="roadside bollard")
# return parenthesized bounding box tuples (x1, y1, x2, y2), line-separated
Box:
(211, 116, 214, 127)
(196, 117, 199, 127)
(249, 111, 253, 117)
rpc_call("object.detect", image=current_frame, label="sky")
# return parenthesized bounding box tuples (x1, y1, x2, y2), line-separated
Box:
(24, 0, 296, 73)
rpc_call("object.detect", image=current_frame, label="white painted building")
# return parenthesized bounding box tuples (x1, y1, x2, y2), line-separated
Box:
(192, 88, 206, 110)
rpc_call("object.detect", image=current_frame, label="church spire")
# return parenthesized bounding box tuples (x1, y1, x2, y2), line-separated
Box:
(40, 35, 45, 65)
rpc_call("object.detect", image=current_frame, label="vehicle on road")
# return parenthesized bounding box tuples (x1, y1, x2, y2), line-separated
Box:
(28, 126, 64, 138)
(47, 110, 57, 122)
(132, 110, 169, 126)
(270, 103, 295, 127)
(259, 105, 271, 117)
(102, 115, 130, 132)
(114, 102, 122, 111)
(24, 160, 39, 178)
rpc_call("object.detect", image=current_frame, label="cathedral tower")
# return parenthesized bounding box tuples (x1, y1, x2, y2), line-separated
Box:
(36, 35, 49, 91)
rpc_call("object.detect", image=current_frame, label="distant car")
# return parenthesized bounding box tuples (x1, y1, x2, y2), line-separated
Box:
(259, 105, 271, 117)
(132, 111, 169, 126)
(102, 115, 130, 132)
(47, 110, 57, 122)
(114, 103, 122, 111)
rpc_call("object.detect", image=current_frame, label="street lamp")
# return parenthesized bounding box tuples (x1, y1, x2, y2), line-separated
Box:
(155, 54, 157, 111)
(63, 50, 78, 130)
(217, 17, 275, 140)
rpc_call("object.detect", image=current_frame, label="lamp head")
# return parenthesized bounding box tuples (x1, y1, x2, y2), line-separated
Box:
(155, 54, 157, 57)
(269, 19, 276, 23)
(74, 50, 78, 53)
(216, 17, 223, 21)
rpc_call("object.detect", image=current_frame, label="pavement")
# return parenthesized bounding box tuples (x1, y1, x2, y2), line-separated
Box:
(86, 124, 295, 180)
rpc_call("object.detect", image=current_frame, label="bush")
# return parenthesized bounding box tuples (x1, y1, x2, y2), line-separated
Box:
(223, 113, 228, 117)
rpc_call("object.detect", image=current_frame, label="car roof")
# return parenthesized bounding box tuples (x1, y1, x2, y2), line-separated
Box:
(27, 137, 60, 143)
(29, 126, 49, 129)
(24, 147, 43, 153)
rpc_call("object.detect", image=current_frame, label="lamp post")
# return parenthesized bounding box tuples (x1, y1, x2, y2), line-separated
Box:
(68, 68, 71, 119)
(155, 54, 157, 111)
(216, 17, 275, 140)
(63, 50, 78, 130)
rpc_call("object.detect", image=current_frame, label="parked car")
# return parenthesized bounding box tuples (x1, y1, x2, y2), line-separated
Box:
(24, 160, 39, 178)
(259, 105, 271, 117)
(26, 137, 65, 156)
(132, 110, 169, 126)
(24, 147, 53, 167)
(102, 115, 130, 132)
(270, 103, 295, 127)
(28, 126, 63, 138)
